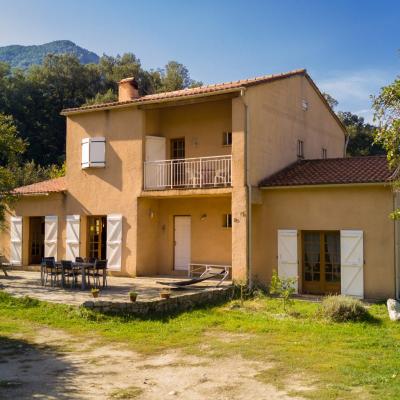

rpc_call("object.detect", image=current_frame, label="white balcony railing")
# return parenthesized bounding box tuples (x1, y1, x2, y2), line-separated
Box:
(144, 155, 232, 190)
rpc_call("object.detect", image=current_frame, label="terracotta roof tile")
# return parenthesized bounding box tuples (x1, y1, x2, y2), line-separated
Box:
(259, 156, 394, 188)
(13, 177, 67, 195)
(61, 69, 307, 114)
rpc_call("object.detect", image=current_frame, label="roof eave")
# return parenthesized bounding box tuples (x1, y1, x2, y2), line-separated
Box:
(61, 87, 245, 116)
(260, 181, 391, 190)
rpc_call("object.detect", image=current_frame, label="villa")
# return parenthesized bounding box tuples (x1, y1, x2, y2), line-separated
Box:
(0, 68, 398, 300)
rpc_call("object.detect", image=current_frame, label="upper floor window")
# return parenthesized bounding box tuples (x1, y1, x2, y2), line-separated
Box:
(322, 148, 327, 159)
(297, 139, 304, 159)
(222, 213, 232, 228)
(82, 137, 106, 169)
(223, 132, 232, 146)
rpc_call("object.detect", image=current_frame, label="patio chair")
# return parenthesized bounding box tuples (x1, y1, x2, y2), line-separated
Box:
(75, 256, 84, 263)
(0, 255, 12, 277)
(42, 258, 61, 287)
(87, 259, 108, 289)
(61, 260, 79, 288)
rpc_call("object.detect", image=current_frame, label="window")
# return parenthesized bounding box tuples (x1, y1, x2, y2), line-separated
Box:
(322, 148, 327, 159)
(222, 214, 232, 228)
(222, 132, 232, 146)
(297, 140, 304, 159)
(82, 137, 106, 169)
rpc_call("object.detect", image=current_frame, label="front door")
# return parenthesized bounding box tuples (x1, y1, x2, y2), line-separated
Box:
(302, 231, 341, 295)
(171, 138, 185, 186)
(174, 216, 191, 271)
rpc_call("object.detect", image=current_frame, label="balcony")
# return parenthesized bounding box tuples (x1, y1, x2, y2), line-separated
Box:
(144, 155, 232, 190)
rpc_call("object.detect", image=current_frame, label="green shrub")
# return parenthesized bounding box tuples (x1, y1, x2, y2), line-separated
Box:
(320, 295, 369, 322)
(269, 270, 297, 312)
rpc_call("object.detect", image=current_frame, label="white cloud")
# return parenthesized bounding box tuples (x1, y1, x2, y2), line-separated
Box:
(314, 69, 395, 124)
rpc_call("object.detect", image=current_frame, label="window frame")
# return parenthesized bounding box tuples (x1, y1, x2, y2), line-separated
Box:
(297, 139, 304, 159)
(222, 213, 232, 228)
(222, 132, 232, 146)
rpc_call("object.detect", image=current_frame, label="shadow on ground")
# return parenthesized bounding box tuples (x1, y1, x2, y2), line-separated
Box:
(0, 336, 79, 399)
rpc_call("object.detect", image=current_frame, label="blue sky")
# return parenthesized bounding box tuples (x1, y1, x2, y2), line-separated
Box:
(0, 0, 398, 123)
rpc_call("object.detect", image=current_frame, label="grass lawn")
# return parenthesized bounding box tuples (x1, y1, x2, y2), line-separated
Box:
(0, 291, 400, 399)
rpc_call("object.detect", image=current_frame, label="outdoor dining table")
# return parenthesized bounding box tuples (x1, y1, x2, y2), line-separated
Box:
(41, 260, 95, 290)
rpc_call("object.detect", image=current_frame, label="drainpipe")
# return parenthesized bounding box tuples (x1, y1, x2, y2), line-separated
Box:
(394, 192, 400, 299)
(240, 89, 253, 288)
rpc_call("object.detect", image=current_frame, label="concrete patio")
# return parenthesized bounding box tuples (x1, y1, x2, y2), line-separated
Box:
(0, 270, 231, 306)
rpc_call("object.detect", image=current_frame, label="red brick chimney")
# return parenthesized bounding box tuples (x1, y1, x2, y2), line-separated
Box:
(118, 77, 139, 102)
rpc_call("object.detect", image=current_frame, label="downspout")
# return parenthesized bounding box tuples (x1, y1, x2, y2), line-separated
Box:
(240, 89, 253, 288)
(394, 192, 400, 299)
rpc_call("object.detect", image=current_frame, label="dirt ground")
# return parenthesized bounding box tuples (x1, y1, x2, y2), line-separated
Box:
(0, 327, 307, 400)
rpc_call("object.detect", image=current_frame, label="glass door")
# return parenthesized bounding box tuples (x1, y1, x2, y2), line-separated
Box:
(87, 216, 107, 260)
(302, 231, 340, 294)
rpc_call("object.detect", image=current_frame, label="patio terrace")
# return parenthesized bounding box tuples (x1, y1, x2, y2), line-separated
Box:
(0, 270, 231, 307)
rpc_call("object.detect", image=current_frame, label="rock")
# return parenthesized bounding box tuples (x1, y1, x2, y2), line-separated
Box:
(168, 391, 177, 396)
(387, 299, 400, 321)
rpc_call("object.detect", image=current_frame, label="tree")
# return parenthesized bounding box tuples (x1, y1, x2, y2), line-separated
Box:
(373, 76, 400, 169)
(158, 61, 202, 92)
(0, 114, 26, 224)
(338, 111, 384, 156)
(373, 75, 400, 219)
(323, 92, 338, 110)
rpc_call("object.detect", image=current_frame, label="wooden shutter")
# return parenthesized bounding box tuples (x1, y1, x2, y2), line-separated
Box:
(66, 215, 80, 261)
(10, 216, 22, 265)
(44, 216, 58, 259)
(277, 229, 298, 293)
(82, 137, 106, 169)
(145, 136, 166, 189)
(340, 230, 364, 298)
(90, 137, 106, 167)
(107, 214, 122, 271)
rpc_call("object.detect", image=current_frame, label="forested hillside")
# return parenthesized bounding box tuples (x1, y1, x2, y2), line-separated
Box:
(0, 40, 99, 68)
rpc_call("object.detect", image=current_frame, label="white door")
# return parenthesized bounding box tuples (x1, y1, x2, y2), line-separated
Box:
(340, 230, 364, 298)
(107, 214, 122, 271)
(44, 216, 58, 259)
(174, 216, 191, 271)
(277, 229, 298, 293)
(10, 216, 22, 265)
(145, 136, 166, 189)
(66, 215, 80, 261)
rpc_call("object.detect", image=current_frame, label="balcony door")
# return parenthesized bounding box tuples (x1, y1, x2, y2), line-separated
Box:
(302, 231, 341, 295)
(171, 138, 185, 186)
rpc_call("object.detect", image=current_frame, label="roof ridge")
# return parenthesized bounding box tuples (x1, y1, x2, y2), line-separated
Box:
(61, 68, 307, 114)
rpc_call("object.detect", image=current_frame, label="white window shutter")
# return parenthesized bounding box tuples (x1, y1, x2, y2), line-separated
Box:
(107, 214, 122, 271)
(90, 137, 106, 168)
(81, 138, 90, 168)
(340, 230, 364, 298)
(145, 136, 166, 189)
(44, 216, 58, 259)
(66, 215, 80, 261)
(82, 137, 105, 169)
(277, 229, 298, 293)
(10, 216, 22, 266)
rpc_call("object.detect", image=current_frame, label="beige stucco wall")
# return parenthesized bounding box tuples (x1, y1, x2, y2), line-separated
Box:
(136, 196, 232, 275)
(245, 75, 346, 185)
(252, 185, 395, 299)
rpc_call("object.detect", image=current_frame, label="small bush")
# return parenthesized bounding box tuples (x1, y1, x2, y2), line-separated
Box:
(320, 295, 369, 322)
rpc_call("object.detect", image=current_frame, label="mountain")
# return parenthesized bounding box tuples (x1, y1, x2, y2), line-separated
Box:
(0, 40, 100, 69)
